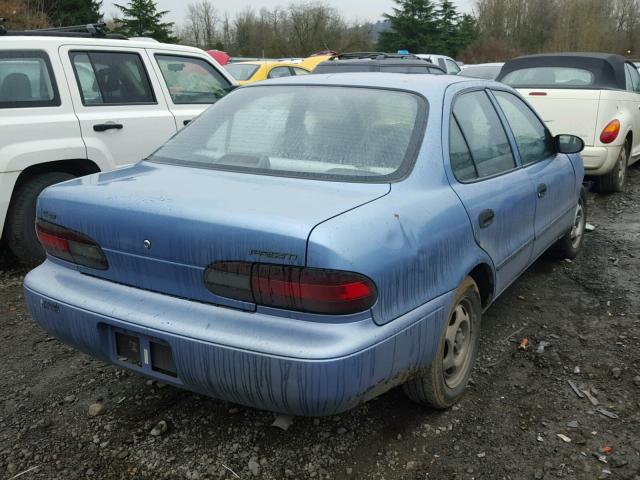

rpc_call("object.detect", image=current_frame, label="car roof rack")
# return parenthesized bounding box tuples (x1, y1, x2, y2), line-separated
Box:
(0, 20, 128, 40)
(336, 52, 421, 60)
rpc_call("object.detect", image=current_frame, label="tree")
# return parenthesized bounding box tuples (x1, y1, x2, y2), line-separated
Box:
(113, 0, 176, 42)
(377, 0, 443, 53)
(47, 0, 102, 26)
(436, 0, 460, 56)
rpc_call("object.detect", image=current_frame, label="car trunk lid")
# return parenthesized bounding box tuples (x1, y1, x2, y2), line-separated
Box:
(515, 88, 601, 146)
(37, 162, 390, 308)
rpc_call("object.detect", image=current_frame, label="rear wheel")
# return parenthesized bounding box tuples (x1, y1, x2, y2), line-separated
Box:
(6, 172, 75, 265)
(551, 193, 587, 260)
(402, 277, 481, 409)
(596, 143, 628, 193)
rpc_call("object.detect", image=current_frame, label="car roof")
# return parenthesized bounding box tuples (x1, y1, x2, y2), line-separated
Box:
(243, 72, 482, 98)
(0, 35, 208, 56)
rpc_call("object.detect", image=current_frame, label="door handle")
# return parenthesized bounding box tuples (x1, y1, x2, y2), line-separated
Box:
(93, 123, 123, 132)
(537, 183, 548, 198)
(183, 119, 192, 126)
(479, 209, 495, 229)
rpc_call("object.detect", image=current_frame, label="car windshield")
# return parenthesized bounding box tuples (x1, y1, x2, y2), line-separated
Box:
(149, 85, 425, 182)
(225, 63, 260, 81)
(502, 67, 595, 87)
(461, 65, 502, 80)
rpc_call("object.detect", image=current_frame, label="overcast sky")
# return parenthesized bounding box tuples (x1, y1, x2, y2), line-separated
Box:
(102, 0, 474, 24)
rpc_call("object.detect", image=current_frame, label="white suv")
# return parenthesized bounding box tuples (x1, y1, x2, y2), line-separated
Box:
(415, 54, 461, 75)
(0, 28, 236, 263)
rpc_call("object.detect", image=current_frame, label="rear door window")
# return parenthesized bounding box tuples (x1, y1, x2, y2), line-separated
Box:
(268, 66, 293, 79)
(452, 91, 516, 179)
(0, 50, 59, 108)
(493, 90, 554, 165)
(155, 54, 230, 104)
(293, 67, 309, 76)
(70, 51, 156, 105)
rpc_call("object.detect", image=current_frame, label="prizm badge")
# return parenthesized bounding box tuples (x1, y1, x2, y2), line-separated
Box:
(249, 250, 298, 261)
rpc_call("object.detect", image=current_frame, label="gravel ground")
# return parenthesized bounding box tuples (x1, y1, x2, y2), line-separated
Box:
(1, 168, 639, 480)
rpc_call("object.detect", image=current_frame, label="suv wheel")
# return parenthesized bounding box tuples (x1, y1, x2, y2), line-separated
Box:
(6, 172, 75, 265)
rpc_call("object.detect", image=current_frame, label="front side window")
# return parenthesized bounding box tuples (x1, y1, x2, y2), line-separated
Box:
(268, 66, 293, 79)
(452, 91, 516, 179)
(156, 55, 230, 104)
(0, 50, 59, 108)
(502, 67, 595, 88)
(494, 91, 554, 165)
(150, 85, 426, 182)
(70, 51, 155, 105)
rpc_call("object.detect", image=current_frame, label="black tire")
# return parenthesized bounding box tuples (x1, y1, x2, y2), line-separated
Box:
(551, 192, 587, 260)
(5, 172, 75, 265)
(596, 142, 628, 193)
(402, 277, 481, 409)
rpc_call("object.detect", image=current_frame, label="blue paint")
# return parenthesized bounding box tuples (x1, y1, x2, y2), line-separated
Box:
(24, 73, 584, 415)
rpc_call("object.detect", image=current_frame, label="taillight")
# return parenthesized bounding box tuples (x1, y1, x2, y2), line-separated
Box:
(204, 262, 377, 315)
(36, 219, 108, 270)
(600, 119, 620, 144)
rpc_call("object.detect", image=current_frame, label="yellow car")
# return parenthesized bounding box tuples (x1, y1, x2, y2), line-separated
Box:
(225, 61, 310, 85)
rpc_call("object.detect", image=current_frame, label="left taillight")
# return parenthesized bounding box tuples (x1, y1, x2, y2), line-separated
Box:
(36, 219, 108, 270)
(204, 262, 377, 315)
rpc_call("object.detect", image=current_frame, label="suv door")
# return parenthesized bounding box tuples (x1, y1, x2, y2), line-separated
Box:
(446, 90, 536, 294)
(492, 89, 577, 258)
(60, 46, 176, 168)
(150, 51, 234, 129)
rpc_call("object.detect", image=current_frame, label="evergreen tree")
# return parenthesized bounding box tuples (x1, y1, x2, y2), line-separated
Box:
(377, 0, 443, 53)
(436, 0, 460, 56)
(49, 0, 102, 27)
(113, 0, 176, 42)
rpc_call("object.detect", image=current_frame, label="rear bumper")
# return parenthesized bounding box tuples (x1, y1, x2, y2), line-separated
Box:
(24, 260, 451, 416)
(581, 145, 621, 176)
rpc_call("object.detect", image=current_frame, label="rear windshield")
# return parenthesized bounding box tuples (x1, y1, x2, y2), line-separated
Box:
(502, 67, 595, 87)
(225, 63, 260, 81)
(150, 85, 426, 182)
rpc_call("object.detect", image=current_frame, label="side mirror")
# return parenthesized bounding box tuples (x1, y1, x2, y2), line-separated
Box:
(555, 134, 584, 154)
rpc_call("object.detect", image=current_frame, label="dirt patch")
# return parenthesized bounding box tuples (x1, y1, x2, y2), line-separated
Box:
(1, 170, 639, 480)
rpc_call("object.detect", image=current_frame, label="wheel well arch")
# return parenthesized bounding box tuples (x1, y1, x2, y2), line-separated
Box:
(13, 159, 101, 191)
(468, 263, 494, 309)
(625, 130, 632, 152)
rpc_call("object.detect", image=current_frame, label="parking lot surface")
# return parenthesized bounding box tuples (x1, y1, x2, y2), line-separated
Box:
(1, 169, 639, 480)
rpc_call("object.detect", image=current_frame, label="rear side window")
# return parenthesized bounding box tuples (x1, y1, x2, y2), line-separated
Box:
(0, 50, 59, 108)
(156, 54, 230, 104)
(624, 63, 640, 93)
(450, 118, 477, 181)
(452, 91, 516, 179)
(150, 85, 426, 183)
(445, 59, 461, 74)
(502, 67, 595, 87)
(293, 67, 309, 76)
(268, 66, 293, 79)
(225, 63, 260, 81)
(70, 51, 156, 105)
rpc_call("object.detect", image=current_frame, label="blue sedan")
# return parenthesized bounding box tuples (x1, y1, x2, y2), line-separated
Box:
(24, 74, 586, 416)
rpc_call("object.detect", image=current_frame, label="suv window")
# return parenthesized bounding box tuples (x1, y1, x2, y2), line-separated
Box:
(70, 51, 156, 105)
(0, 50, 59, 108)
(452, 91, 516, 179)
(156, 54, 230, 104)
(446, 59, 461, 74)
(493, 91, 554, 165)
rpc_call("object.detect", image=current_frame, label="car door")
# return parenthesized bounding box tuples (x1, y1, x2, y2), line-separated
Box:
(446, 90, 536, 295)
(150, 51, 234, 129)
(60, 45, 176, 169)
(491, 89, 577, 258)
(623, 62, 640, 159)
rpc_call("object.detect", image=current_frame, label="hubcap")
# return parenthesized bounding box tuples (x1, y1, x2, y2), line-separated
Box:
(443, 302, 473, 389)
(570, 201, 585, 249)
(617, 148, 627, 185)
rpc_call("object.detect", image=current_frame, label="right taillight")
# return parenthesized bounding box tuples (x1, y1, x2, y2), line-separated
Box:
(600, 119, 620, 144)
(36, 219, 108, 270)
(204, 262, 377, 315)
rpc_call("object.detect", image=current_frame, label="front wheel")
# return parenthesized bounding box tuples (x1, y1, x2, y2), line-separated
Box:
(551, 193, 587, 260)
(402, 277, 481, 409)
